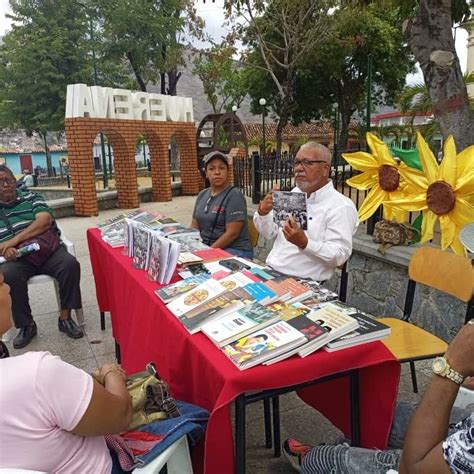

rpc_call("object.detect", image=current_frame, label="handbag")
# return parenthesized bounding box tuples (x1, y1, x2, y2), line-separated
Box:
(126, 362, 181, 430)
(0, 208, 61, 267)
(373, 219, 419, 254)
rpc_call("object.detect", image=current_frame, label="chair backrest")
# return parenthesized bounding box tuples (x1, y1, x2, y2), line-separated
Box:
(409, 247, 473, 303)
(247, 216, 260, 248)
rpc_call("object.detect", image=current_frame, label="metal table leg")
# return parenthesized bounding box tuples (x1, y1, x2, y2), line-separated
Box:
(115, 341, 121, 364)
(235, 395, 247, 474)
(263, 399, 272, 448)
(100, 311, 106, 331)
(349, 370, 360, 446)
(272, 396, 281, 457)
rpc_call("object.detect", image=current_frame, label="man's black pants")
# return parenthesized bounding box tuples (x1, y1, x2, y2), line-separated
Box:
(0, 245, 82, 328)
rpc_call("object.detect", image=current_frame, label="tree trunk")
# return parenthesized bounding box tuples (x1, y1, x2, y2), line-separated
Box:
(41, 131, 53, 177)
(276, 110, 289, 156)
(167, 69, 181, 95)
(126, 52, 147, 92)
(338, 102, 353, 149)
(404, 0, 474, 151)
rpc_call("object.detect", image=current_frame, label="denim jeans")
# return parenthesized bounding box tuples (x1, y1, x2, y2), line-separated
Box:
(224, 247, 254, 259)
(302, 401, 471, 473)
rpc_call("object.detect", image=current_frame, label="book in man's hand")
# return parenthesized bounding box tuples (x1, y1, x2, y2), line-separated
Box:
(273, 191, 308, 230)
(324, 313, 391, 352)
(202, 300, 281, 347)
(222, 320, 307, 370)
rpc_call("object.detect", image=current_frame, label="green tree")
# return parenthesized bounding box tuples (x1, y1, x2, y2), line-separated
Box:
(294, 4, 414, 147)
(226, 0, 334, 153)
(0, 0, 93, 175)
(344, 0, 474, 151)
(192, 46, 247, 113)
(97, 0, 203, 94)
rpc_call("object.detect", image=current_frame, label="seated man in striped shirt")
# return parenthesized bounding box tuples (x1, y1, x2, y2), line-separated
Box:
(0, 165, 83, 348)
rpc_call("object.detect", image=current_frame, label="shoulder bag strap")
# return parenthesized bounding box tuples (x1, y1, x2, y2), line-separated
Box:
(206, 186, 234, 246)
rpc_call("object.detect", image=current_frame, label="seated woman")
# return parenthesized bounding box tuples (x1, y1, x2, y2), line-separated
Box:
(191, 151, 253, 259)
(0, 272, 132, 473)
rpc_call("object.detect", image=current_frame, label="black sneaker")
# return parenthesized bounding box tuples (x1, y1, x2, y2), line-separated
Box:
(13, 322, 38, 349)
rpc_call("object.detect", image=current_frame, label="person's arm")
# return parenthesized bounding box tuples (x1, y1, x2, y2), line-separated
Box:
(212, 220, 244, 249)
(72, 363, 132, 436)
(253, 187, 279, 239)
(0, 211, 52, 255)
(301, 203, 358, 268)
(399, 323, 474, 474)
(190, 218, 200, 230)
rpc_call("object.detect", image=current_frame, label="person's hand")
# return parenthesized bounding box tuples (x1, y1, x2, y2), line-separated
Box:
(444, 321, 474, 378)
(93, 363, 127, 385)
(3, 248, 17, 262)
(0, 240, 17, 256)
(258, 185, 280, 216)
(282, 216, 308, 249)
(462, 376, 474, 390)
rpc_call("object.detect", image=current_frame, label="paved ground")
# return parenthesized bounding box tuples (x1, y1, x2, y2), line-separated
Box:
(2, 195, 431, 473)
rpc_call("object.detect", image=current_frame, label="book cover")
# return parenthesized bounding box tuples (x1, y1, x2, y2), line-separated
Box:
(132, 224, 151, 270)
(155, 273, 210, 304)
(273, 191, 307, 230)
(276, 278, 313, 303)
(325, 313, 391, 351)
(243, 282, 278, 305)
(250, 267, 277, 281)
(166, 278, 225, 317)
(262, 280, 292, 301)
(266, 301, 311, 321)
(202, 301, 280, 347)
(178, 252, 203, 265)
(147, 233, 164, 282)
(222, 321, 307, 370)
(265, 315, 328, 364)
(193, 248, 233, 262)
(178, 287, 254, 334)
(163, 240, 181, 284)
(217, 272, 256, 291)
(168, 234, 209, 252)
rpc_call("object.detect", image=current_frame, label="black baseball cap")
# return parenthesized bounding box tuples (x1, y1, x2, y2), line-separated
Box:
(202, 151, 229, 168)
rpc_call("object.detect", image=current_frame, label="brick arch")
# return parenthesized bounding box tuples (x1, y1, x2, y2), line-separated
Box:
(64, 118, 199, 216)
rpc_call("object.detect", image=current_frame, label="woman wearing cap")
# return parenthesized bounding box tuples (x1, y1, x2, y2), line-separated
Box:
(191, 151, 253, 258)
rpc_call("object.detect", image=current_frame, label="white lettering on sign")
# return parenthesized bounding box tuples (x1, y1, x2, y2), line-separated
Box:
(65, 84, 194, 122)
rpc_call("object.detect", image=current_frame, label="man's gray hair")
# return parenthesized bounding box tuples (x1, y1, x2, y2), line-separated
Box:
(299, 141, 332, 164)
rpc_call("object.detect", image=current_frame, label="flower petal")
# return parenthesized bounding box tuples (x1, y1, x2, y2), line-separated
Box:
(449, 197, 474, 230)
(439, 136, 457, 187)
(456, 144, 474, 178)
(454, 168, 474, 196)
(439, 214, 456, 251)
(384, 193, 428, 212)
(357, 184, 386, 222)
(346, 171, 378, 190)
(373, 140, 397, 166)
(366, 132, 385, 156)
(383, 205, 407, 223)
(420, 209, 437, 243)
(416, 132, 439, 183)
(398, 165, 429, 192)
(450, 232, 467, 256)
(342, 151, 379, 171)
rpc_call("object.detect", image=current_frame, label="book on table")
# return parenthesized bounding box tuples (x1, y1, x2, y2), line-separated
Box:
(272, 278, 313, 303)
(192, 247, 233, 262)
(177, 287, 255, 334)
(273, 191, 308, 230)
(264, 314, 329, 365)
(155, 273, 210, 304)
(166, 278, 226, 317)
(178, 252, 203, 265)
(147, 233, 167, 283)
(222, 320, 307, 370)
(299, 303, 359, 357)
(216, 271, 258, 291)
(325, 313, 391, 352)
(266, 301, 312, 321)
(202, 300, 281, 347)
(132, 223, 152, 270)
(243, 281, 278, 305)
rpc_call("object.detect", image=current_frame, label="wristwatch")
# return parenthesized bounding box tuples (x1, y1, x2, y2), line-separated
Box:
(432, 357, 465, 385)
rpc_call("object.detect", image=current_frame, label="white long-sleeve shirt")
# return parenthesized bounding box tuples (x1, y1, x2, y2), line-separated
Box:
(253, 181, 358, 282)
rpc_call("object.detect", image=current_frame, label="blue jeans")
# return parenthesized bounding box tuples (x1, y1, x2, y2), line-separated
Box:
(302, 401, 471, 473)
(225, 247, 254, 259)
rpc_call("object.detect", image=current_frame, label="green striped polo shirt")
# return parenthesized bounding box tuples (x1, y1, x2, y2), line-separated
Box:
(0, 190, 54, 243)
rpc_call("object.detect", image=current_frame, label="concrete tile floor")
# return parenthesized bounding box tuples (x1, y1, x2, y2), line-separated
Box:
(2, 196, 429, 473)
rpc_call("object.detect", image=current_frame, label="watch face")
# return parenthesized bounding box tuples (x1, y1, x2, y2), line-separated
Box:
(433, 357, 447, 374)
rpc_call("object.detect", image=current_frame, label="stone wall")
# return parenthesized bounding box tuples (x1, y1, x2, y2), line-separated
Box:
(251, 211, 468, 343)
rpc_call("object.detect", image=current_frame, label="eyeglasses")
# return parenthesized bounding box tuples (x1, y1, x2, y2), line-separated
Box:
(0, 178, 15, 186)
(293, 160, 327, 168)
(204, 196, 212, 213)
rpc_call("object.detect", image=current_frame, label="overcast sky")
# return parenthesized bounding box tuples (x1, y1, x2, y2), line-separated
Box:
(0, 0, 469, 85)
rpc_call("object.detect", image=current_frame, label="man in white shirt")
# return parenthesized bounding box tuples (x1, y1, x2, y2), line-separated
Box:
(253, 142, 358, 282)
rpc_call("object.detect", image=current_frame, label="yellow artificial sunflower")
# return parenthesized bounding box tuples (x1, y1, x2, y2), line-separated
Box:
(342, 133, 422, 222)
(384, 132, 474, 255)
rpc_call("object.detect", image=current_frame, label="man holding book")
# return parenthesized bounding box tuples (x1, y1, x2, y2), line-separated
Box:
(254, 142, 358, 282)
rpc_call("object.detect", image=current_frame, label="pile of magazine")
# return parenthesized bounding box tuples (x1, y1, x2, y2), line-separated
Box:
(156, 259, 391, 370)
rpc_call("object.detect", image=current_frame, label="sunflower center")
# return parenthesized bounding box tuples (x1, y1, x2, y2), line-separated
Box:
(378, 165, 400, 192)
(426, 181, 456, 215)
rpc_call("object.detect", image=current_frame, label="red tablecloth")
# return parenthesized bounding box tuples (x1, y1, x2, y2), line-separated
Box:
(87, 228, 400, 473)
